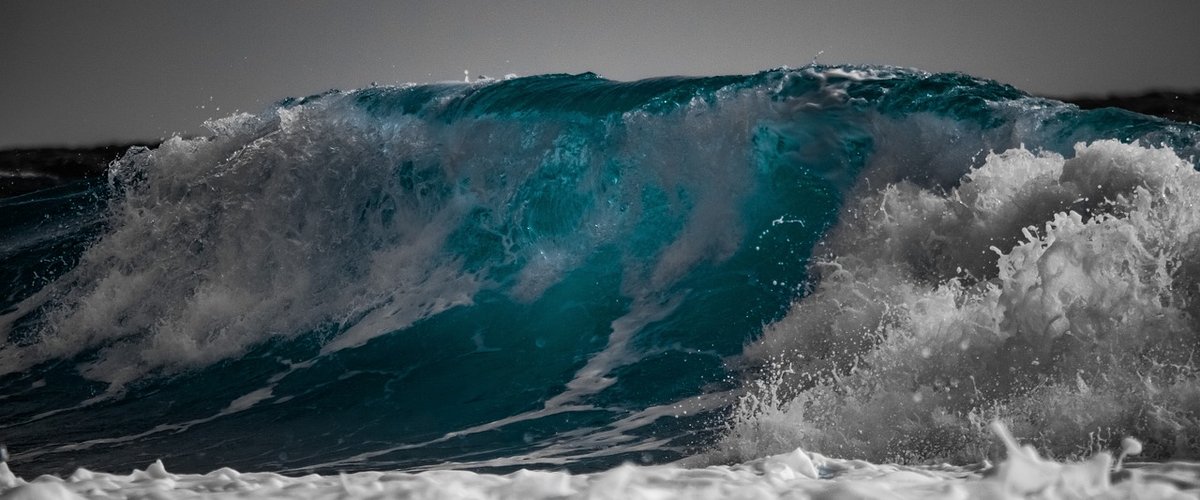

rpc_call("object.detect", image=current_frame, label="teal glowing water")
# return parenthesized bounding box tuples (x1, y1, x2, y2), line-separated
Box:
(0, 66, 1197, 476)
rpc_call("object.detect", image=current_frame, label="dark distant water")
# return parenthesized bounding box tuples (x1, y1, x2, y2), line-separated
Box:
(1, 66, 1198, 476)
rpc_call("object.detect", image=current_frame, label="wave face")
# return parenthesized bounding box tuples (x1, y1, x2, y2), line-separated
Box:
(1, 66, 1198, 476)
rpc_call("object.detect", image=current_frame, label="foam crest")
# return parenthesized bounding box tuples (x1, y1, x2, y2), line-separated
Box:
(728, 140, 1200, 464)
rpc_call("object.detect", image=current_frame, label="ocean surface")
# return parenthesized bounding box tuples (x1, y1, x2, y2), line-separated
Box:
(2, 66, 1199, 498)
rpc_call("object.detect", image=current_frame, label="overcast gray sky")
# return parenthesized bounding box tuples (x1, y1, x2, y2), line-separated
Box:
(2, 0, 1198, 148)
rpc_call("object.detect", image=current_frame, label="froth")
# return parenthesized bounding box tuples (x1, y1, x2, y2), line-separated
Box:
(2, 423, 1197, 500)
(726, 140, 1200, 463)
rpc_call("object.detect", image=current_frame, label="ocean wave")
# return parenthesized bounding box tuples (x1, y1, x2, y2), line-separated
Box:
(0, 65, 1197, 476)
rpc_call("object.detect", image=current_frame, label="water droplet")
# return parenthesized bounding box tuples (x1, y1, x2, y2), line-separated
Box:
(1121, 437, 1142, 456)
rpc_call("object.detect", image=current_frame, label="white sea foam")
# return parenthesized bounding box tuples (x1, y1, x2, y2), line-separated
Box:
(726, 140, 1200, 464)
(0, 423, 1195, 500)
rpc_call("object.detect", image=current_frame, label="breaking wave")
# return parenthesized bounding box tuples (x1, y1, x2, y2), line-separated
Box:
(0, 66, 1197, 478)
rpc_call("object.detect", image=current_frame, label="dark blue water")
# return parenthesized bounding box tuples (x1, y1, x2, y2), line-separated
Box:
(1, 66, 1197, 476)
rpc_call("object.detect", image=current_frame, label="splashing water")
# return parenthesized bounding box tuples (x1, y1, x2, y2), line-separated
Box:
(0, 66, 1198, 496)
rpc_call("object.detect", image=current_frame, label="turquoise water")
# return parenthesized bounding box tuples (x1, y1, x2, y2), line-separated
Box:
(1, 66, 1197, 476)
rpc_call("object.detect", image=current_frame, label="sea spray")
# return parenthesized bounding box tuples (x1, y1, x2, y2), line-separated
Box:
(727, 140, 1200, 464)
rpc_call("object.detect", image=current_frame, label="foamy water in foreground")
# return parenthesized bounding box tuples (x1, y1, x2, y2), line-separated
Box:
(1, 425, 1197, 499)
